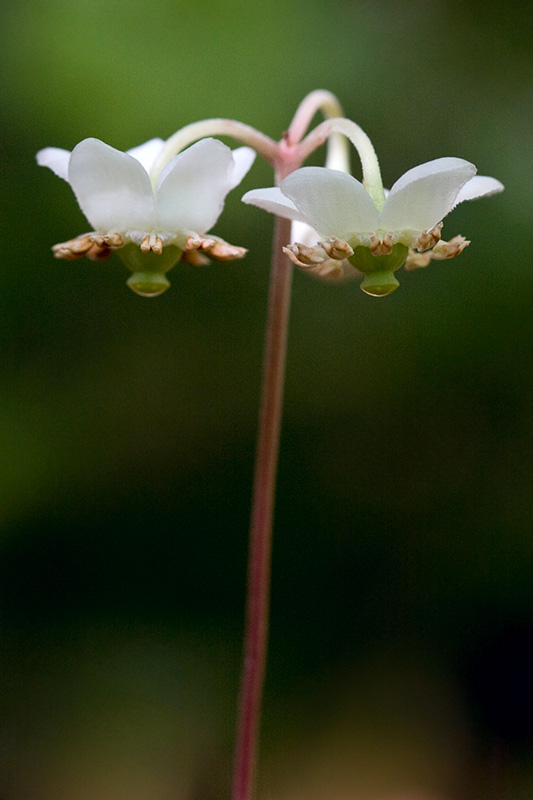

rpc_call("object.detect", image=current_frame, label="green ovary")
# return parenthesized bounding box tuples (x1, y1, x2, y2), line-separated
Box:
(118, 243, 183, 297)
(348, 243, 408, 297)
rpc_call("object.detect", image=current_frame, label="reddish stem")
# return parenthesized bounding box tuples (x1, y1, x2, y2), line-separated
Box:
(231, 215, 293, 800)
(231, 91, 344, 800)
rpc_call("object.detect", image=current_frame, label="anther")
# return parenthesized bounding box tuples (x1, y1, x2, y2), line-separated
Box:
(318, 236, 354, 261)
(181, 250, 211, 267)
(368, 233, 394, 256)
(204, 240, 247, 260)
(416, 222, 443, 252)
(184, 235, 247, 261)
(404, 251, 432, 271)
(52, 234, 113, 261)
(283, 243, 328, 269)
(404, 234, 470, 270)
(100, 233, 123, 248)
(184, 235, 204, 251)
(432, 235, 470, 259)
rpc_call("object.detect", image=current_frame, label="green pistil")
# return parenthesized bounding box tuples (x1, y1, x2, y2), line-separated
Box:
(118, 243, 183, 297)
(348, 243, 408, 297)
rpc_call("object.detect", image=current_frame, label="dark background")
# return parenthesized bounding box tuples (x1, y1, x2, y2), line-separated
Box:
(0, 0, 531, 798)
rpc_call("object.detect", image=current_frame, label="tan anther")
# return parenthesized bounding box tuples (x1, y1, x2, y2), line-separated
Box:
(308, 261, 347, 281)
(404, 234, 470, 271)
(102, 232, 124, 248)
(181, 250, 211, 267)
(368, 232, 394, 256)
(198, 239, 217, 252)
(283, 243, 328, 269)
(317, 236, 354, 261)
(85, 244, 113, 261)
(52, 234, 92, 259)
(184, 235, 204, 251)
(138, 234, 163, 254)
(404, 250, 432, 271)
(204, 240, 247, 261)
(416, 222, 443, 252)
(89, 232, 123, 249)
(184, 235, 246, 261)
(69, 234, 94, 254)
(52, 246, 82, 261)
(52, 232, 122, 261)
(432, 235, 470, 260)
(53, 234, 97, 260)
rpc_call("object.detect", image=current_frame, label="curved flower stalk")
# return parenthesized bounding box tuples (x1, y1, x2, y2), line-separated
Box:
(243, 157, 503, 296)
(37, 137, 256, 296)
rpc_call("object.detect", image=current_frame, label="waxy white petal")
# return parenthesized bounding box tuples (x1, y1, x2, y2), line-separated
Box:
(453, 175, 504, 205)
(380, 157, 476, 233)
(280, 167, 380, 240)
(291, 220, 318, 246)
(155, 138, 234, 236)
(68, 138, 156, 234)
(229, 147, 256, 190)
(36, 147, 71, 181)
(126, 138, 165, 173)
(242, 187, 308, 222)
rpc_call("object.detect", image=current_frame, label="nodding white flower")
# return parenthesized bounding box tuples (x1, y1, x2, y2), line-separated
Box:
(37, 137, 256, 296)
(243, 158, 503, 296)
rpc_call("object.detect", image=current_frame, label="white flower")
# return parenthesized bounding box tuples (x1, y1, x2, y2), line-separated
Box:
(242, 158, 503, 296)
(37, 137, 256, 296)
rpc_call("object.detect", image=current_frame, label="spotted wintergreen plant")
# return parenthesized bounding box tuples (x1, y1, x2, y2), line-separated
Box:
(37, 136, 255, 296)
(35, 90, 506, 800)
(243, 157, 504, 296)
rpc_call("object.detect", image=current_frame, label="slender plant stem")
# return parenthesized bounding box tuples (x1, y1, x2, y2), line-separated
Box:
(231, 90, 349, 800)
(231, 215, 293, 800)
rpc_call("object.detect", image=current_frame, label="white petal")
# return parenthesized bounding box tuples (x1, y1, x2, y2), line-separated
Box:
(229, 147, 256, 189)
(126, 138, 165, 173)
(68, 138, 155, 233)
(291, 220, 320, 245)
(242, 187, 308, 222)
(380, 157, 477, 232)
(36, 147, 71, 181)
(280, 167, 380, 240)
(155, 138, 234, 236)
(453, 175, 504, 205)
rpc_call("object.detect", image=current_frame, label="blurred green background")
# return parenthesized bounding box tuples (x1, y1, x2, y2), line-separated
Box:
(0, 0, 531, 798)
